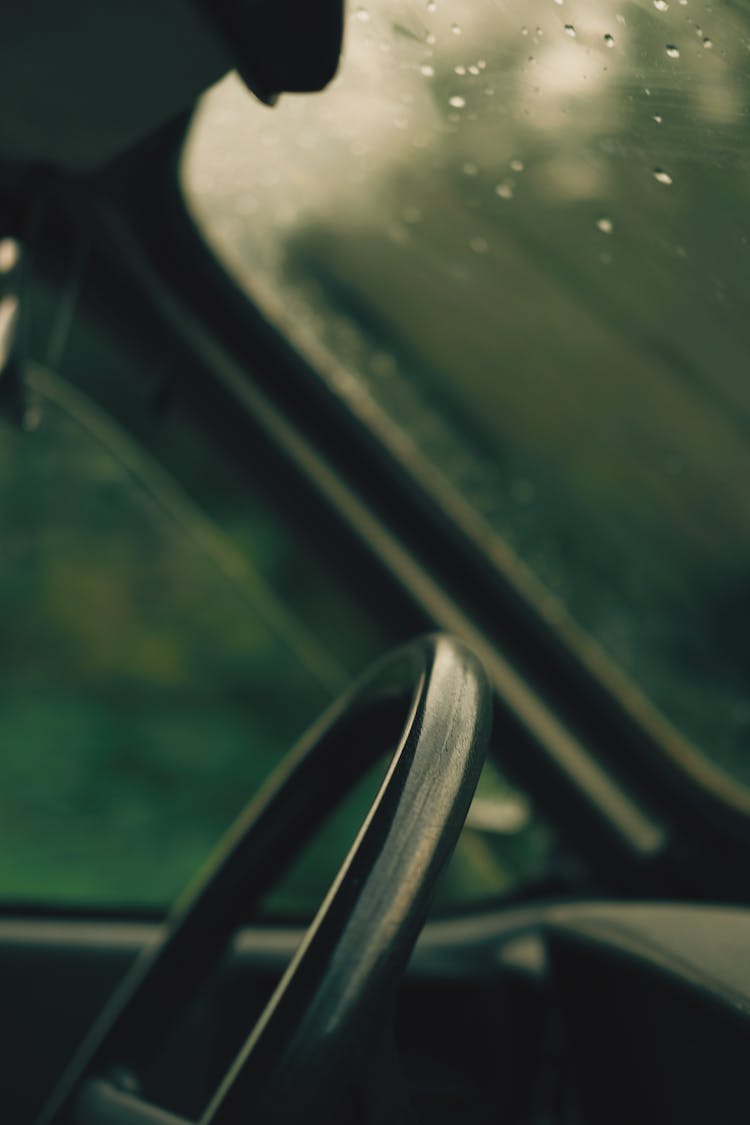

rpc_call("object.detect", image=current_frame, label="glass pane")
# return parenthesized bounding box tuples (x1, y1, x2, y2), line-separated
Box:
(0, 365, 383, 907)
(1, 351, 549, 914)
(183, 0, 750, 786)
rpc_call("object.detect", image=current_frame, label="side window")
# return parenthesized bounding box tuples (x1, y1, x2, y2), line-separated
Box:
(0, 282, 552, 917)
(0, 364, 384, 909)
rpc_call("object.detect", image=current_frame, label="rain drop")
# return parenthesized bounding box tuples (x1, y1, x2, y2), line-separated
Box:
(702, 36, 713, 47)
(665, 44, 680, 57)
(449, 95, 466, 108)
(451, 22, 462, 34)
(0, 238, 20, 274)
(495, 182, 514, 199)
(596, 217, 614, 233)
(564, 23, 576, 36)
(510, 159, 525, 172)
(653, 113, 663, 123)
(462, 162, 479, 176)
(468, 65, 480, 75)
(426, 0, 437, 10)
(454, 64, 467, 74)
(604, 33, 615, 47)
(420, 64, 435, 76)
(355, 6, 370, 21)
(654, 0, 669, 10)
(653, 167, 673, 184)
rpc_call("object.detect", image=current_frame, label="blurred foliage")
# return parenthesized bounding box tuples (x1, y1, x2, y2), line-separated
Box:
(0, 284, 551, 914)
(0, 394, 331, 907)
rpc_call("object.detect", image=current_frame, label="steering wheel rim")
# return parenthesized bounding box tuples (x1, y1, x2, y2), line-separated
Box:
(38, 633, 491, 1125)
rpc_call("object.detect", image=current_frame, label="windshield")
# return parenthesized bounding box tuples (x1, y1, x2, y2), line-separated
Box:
(183, 0, 750, 787)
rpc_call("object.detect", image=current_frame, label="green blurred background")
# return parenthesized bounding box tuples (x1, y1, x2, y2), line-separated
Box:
(0, 283, 549, 914)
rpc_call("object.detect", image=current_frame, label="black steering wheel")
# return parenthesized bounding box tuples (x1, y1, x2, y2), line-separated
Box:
(37, 634, 491, 1125)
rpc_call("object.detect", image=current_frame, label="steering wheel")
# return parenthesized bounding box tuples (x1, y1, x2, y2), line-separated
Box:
(37, 634, 490, 1125)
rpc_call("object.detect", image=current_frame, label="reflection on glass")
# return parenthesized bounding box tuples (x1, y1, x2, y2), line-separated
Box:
(184, 0, 750, 784)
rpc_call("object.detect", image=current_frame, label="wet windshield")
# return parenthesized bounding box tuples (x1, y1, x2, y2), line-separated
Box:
(183, 0, 750, 786)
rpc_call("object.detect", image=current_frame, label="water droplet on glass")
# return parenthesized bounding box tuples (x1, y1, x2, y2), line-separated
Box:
(510, 159, 525, 172)
(495, 182, 514, 199)
(451, 22, 462, 34)
(703, 36, 713, 47)
(564, 23, 576, 36)
(521, 25, 529, 35)
(553, 0, 564, 7)
(665, 44, 680, 57)
(470, 236, 489, 254)
(462, 162, 479, 176)
(653, 113, 663, 122)
(449, 95, 466, 108)
(468, 64, 480, 75)
(426, 0, 437, 11)
(616, 12, 627, 24)
(596, 217, 614, 233)
(604, 33, 615, 47)
(420, 63, 435, 77)
(654, 0, 669, 10)
(0, 238, 20, 274)
(653, 167, 673, 184)
(355, 6, 370, 21)
(454, 64, 467, 75)
(477, 59, 487, 68)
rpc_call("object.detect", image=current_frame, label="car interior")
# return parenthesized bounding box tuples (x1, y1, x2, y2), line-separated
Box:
(2, 0, 750, 1122)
